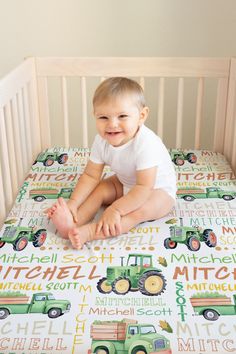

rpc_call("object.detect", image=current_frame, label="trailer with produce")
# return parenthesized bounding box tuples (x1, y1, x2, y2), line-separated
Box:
(88, 319, 172, 354)
(29, 187, 73, 202)
(0, 292, 71, 319)
(190, 294, 236, 321)
(177, 187, 236, 201)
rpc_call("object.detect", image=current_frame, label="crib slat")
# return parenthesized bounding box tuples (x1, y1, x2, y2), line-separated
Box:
(17, 89, 28, 173)
(12, 95, 24, 184)
(176, 78, 184, 148)
(157, 78, 165, 139)
(81, 77, 88, 147)
(28, 77, 42, 158)
(0, 108, 13, 212)
(213, 78, 228, 153)
(0, 157, 6, 226)
(194, 78, 204, 149)
(23, 85, 33, 164)
(139, 77, 145, 90)
(5, 103, 18, 197)
(37, 77, 51, 148)
(61, 77, 70, 147)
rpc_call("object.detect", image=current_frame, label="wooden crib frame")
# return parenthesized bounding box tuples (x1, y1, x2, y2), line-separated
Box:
(0, 57, 236, 225)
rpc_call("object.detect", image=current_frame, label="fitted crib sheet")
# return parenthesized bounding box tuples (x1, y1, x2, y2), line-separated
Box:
(0, 148, 236, 354)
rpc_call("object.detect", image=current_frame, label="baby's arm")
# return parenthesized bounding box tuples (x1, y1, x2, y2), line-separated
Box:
(96, 166, 157, 236)
(112, 166, 157, 216)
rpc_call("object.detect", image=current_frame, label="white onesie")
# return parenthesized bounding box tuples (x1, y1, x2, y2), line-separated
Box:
(90, 124, 176, 200)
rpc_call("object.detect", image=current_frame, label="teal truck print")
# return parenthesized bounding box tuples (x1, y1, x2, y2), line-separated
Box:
(164, 218, 217, 251)
(29, 187, 73, 202)
(190, 294, 236, 321)
(0, 292, 71, 319)
(0, 219, 46, 251)
(177, 187, 236, 201)
(88, 319, 172, 354)
(97, 254, 166, 296)
(33, 149, 68, 166)
(169, 149, 197, 166)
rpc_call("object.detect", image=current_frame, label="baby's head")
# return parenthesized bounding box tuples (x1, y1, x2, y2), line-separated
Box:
(93, 77, 146, 111)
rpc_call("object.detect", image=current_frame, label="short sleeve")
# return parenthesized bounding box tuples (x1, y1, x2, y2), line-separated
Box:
(89, 134, 105, 164)
(135, 139, 162, 171)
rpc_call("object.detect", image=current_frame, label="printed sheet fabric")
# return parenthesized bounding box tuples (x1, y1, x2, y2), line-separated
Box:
(0, 148, 236, 354)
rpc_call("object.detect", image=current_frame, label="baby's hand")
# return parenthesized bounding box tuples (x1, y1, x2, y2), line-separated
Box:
(96, 205, 121, 237)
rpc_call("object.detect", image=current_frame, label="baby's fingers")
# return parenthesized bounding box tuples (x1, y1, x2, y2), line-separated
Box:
(96, 221, 103, 235)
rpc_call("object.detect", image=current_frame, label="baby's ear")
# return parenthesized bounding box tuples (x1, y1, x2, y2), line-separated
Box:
(139, 106, 149, 124)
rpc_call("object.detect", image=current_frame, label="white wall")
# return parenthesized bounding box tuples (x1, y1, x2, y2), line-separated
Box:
(1, 0, 236, 77)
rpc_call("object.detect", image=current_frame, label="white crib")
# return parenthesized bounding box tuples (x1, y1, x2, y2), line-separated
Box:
(0, 57, 236, 226)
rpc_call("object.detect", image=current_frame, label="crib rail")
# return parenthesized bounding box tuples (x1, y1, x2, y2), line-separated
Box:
(0, 57, 236, 226)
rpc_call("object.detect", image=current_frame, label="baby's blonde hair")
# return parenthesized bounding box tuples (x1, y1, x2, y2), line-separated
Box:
(93, 77, 146, 110)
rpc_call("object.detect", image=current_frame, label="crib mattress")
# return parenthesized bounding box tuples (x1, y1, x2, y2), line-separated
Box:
(0, 148, 236, 354)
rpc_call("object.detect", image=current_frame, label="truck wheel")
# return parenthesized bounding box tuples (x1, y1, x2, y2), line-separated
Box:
(132, 348, 147, 354)
(222, 195, 234, 201)
(33, 196, 46, 202)
(164, 238, 177, 249)
(48, 308, 62, 318)
(203, 229, 217, 247)
(203, 309, 219, 321)
(96, 277, 112, 294)
(44, 157, 54, 166)
(33, 229, 47, 247)
(58, 153, 68, 164)
(187, 153, 197, 163)
(94, 348, 109, 354)
(0, 308, 10, 319)
(0, 240, 5, 248)
(186, 236, 201, 251)
(138, 271, 166, 296)
(112, 277, 131, 295)
(174, 157, 184, 166)
(183, 195, 195, 201)
(13, 236, 28, 251)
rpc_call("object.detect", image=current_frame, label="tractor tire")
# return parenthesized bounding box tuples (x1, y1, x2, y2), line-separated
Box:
(112, 277, 131, 295)
(173, 157, 184, 166)
(203, 309, 219, 321)
(44, 157, 54, 167)
(48, 308, 62, 318)
(138, 271, 166, 296)
(96, 277, 112, 294)
(0, 241, 5, 248)
(203, 229, 217, 247)
(222, 195, 234, 201)
(164, 238, 177, 249)
(0, 308, 10, 319)
(13, 236, 28, 251)
(187, 153, 197, 163)
(58, 153, 68, 164)
(186, 236, 201, 251)
(33, 229, 47, 247)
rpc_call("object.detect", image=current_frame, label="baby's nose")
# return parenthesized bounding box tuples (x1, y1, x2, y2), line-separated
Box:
(109, 117, 119, 127)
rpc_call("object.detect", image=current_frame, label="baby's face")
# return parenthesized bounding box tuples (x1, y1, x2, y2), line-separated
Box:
(94, 95, 148, 147)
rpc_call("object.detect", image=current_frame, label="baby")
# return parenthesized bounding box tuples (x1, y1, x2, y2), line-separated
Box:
(46, 77, 176, 249)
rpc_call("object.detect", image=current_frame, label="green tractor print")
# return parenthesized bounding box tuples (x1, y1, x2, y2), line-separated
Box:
(97, 254, 167, 296)
(0, 219, 47, 251)
(164, 218, 217, 251)
(169, 149, 197, 166)
(33, 149, 68, 167)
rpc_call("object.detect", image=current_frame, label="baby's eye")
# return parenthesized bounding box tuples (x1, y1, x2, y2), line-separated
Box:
(119, 114, 128, 119)
(98, 116, 108, 120)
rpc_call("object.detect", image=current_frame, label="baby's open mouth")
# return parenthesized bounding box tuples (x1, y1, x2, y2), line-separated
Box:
(106, 131, 122, 135)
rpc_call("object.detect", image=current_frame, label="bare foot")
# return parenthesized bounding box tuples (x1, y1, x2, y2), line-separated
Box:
(68, 223, 105, 249)
(51, 197, 75, 239)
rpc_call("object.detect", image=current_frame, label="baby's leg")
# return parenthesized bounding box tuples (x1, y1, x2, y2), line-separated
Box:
(50, 198, 76, 239)
(69, 189, 175, 249)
